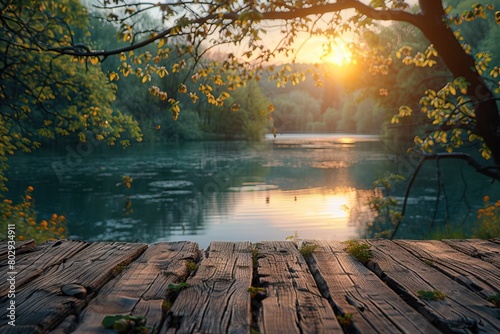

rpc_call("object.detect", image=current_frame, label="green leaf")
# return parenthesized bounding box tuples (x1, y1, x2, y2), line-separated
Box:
(417, 290, 446, 301)
(102, 315, 123, 328)
(167, 282, 190, 292)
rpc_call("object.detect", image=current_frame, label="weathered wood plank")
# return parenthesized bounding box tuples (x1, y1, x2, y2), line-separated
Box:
(161, 241, 253, 334)
(0, 240, 89, 298)
(0, 242, 147, 332)
(396, 240, 500, 299)
(256, 241, 342, 334)
(73, 241, 200, 333)
(443, 239, 500, 269)
(0, 324, 43, 334)
(0, 239, 36, 260)
(206, 241, 253, 253)
(50, 315, 78, 334)
(307, 240, 441, 334)
(365, 239, 500, 333)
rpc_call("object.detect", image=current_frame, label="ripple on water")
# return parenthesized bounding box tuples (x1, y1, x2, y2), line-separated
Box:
(227, 183, 279, 192)
(148, 180, 194, 188)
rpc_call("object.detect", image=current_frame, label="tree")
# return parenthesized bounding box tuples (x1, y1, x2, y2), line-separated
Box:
(2, 1, 500, 175)
(0, 0, 143, 190)
(39, 0, 497, 176)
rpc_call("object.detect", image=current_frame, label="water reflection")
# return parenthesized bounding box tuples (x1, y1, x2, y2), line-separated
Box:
(5, 134, 394, 248)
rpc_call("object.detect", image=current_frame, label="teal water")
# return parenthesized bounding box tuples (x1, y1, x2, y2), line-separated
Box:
(6, 134, 498, 248)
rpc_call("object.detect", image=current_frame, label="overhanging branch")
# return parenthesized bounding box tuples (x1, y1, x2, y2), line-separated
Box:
(390, 152, 500, 239)
(48, 0, 421, 58)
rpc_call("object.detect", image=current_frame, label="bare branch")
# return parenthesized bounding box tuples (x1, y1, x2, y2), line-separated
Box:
(391, 152, 500, 239)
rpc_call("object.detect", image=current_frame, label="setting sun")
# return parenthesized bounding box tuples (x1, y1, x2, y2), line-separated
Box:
(292, 35, 354, 66)
(323, 40, 353, 66)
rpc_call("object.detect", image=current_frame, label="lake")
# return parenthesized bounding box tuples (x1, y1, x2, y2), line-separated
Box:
(5, 133, 499, 248)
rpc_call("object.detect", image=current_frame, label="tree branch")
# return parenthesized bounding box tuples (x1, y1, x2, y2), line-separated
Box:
(49, 0, 421, 58)
(390, 152, 500, 239)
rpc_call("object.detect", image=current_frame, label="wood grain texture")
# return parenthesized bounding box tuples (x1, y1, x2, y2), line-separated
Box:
(73, 241, 200, 333)
(2, 239, 500, 334)
(0, 239, 35, 260)
(395, 240, 500, 299)
(161, 242, 253, 334)
(0, 240, 89, 298)
(443, 239, 500, 269)
(0, 242, 147, 332)
(307, 240, 440, 334)
(365, 239, 500, 333)
(256, 241, 342, 334)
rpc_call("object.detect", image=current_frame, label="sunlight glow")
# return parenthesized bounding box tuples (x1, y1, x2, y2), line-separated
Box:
(292, 36, 354, 66)
(323, 40, 353, 66)
(321, 195, 350, 219)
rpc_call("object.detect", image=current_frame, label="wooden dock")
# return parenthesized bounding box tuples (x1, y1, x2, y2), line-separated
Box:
(1, 239, 500, 333)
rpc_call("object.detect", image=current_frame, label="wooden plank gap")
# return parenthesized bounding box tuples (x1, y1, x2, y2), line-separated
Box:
(365, 239, 500, 333)
(74, 241, 199, 333)
(395, 240, 500, 300)
(0, 242, 148, 332)
(257, 241, 342, 334)
(305, 240, 440, 334)
(0, 239, 91, 298)
(443, 239, 500, 269)
(161, 242, 252, 334)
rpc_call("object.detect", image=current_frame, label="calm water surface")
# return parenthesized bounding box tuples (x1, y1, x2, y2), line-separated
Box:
(6, 134, 498, 248)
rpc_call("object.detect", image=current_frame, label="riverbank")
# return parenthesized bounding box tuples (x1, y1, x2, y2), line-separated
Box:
(1, 238, 499, 333)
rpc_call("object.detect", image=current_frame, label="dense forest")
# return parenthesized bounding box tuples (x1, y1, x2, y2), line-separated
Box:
(2, 1, 499, 147)
(70, 1, 500, 143)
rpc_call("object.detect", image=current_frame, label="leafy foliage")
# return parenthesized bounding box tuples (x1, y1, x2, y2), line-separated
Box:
(166, 282, 190, 292)
(417, 289, 446, 301)
(487, 293, 500, 307)
(336, 313, 354, 329)
(384, 3, 500, 162)
(101, 314, 154, 333)
(0, 187, 67, 243)
(475, 196, 500, 238)
(0, 0, 142, 192)
(343, 240, 372, 264)
(299, 243, 319, 257)
(367, 174, 405, 238)
(247, 286, 266, 299)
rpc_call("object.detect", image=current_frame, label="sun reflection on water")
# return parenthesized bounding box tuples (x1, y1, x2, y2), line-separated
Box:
(226, 185, 375, 241)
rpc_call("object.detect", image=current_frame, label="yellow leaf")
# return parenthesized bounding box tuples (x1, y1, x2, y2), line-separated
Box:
(481, 147, 492, 159)
(109, 72, 119, 81)
(158, 38, 165, 48)
(469, 134, 478, 142)
(398, 105, 412, 116)
(189, 92, 198, 103)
